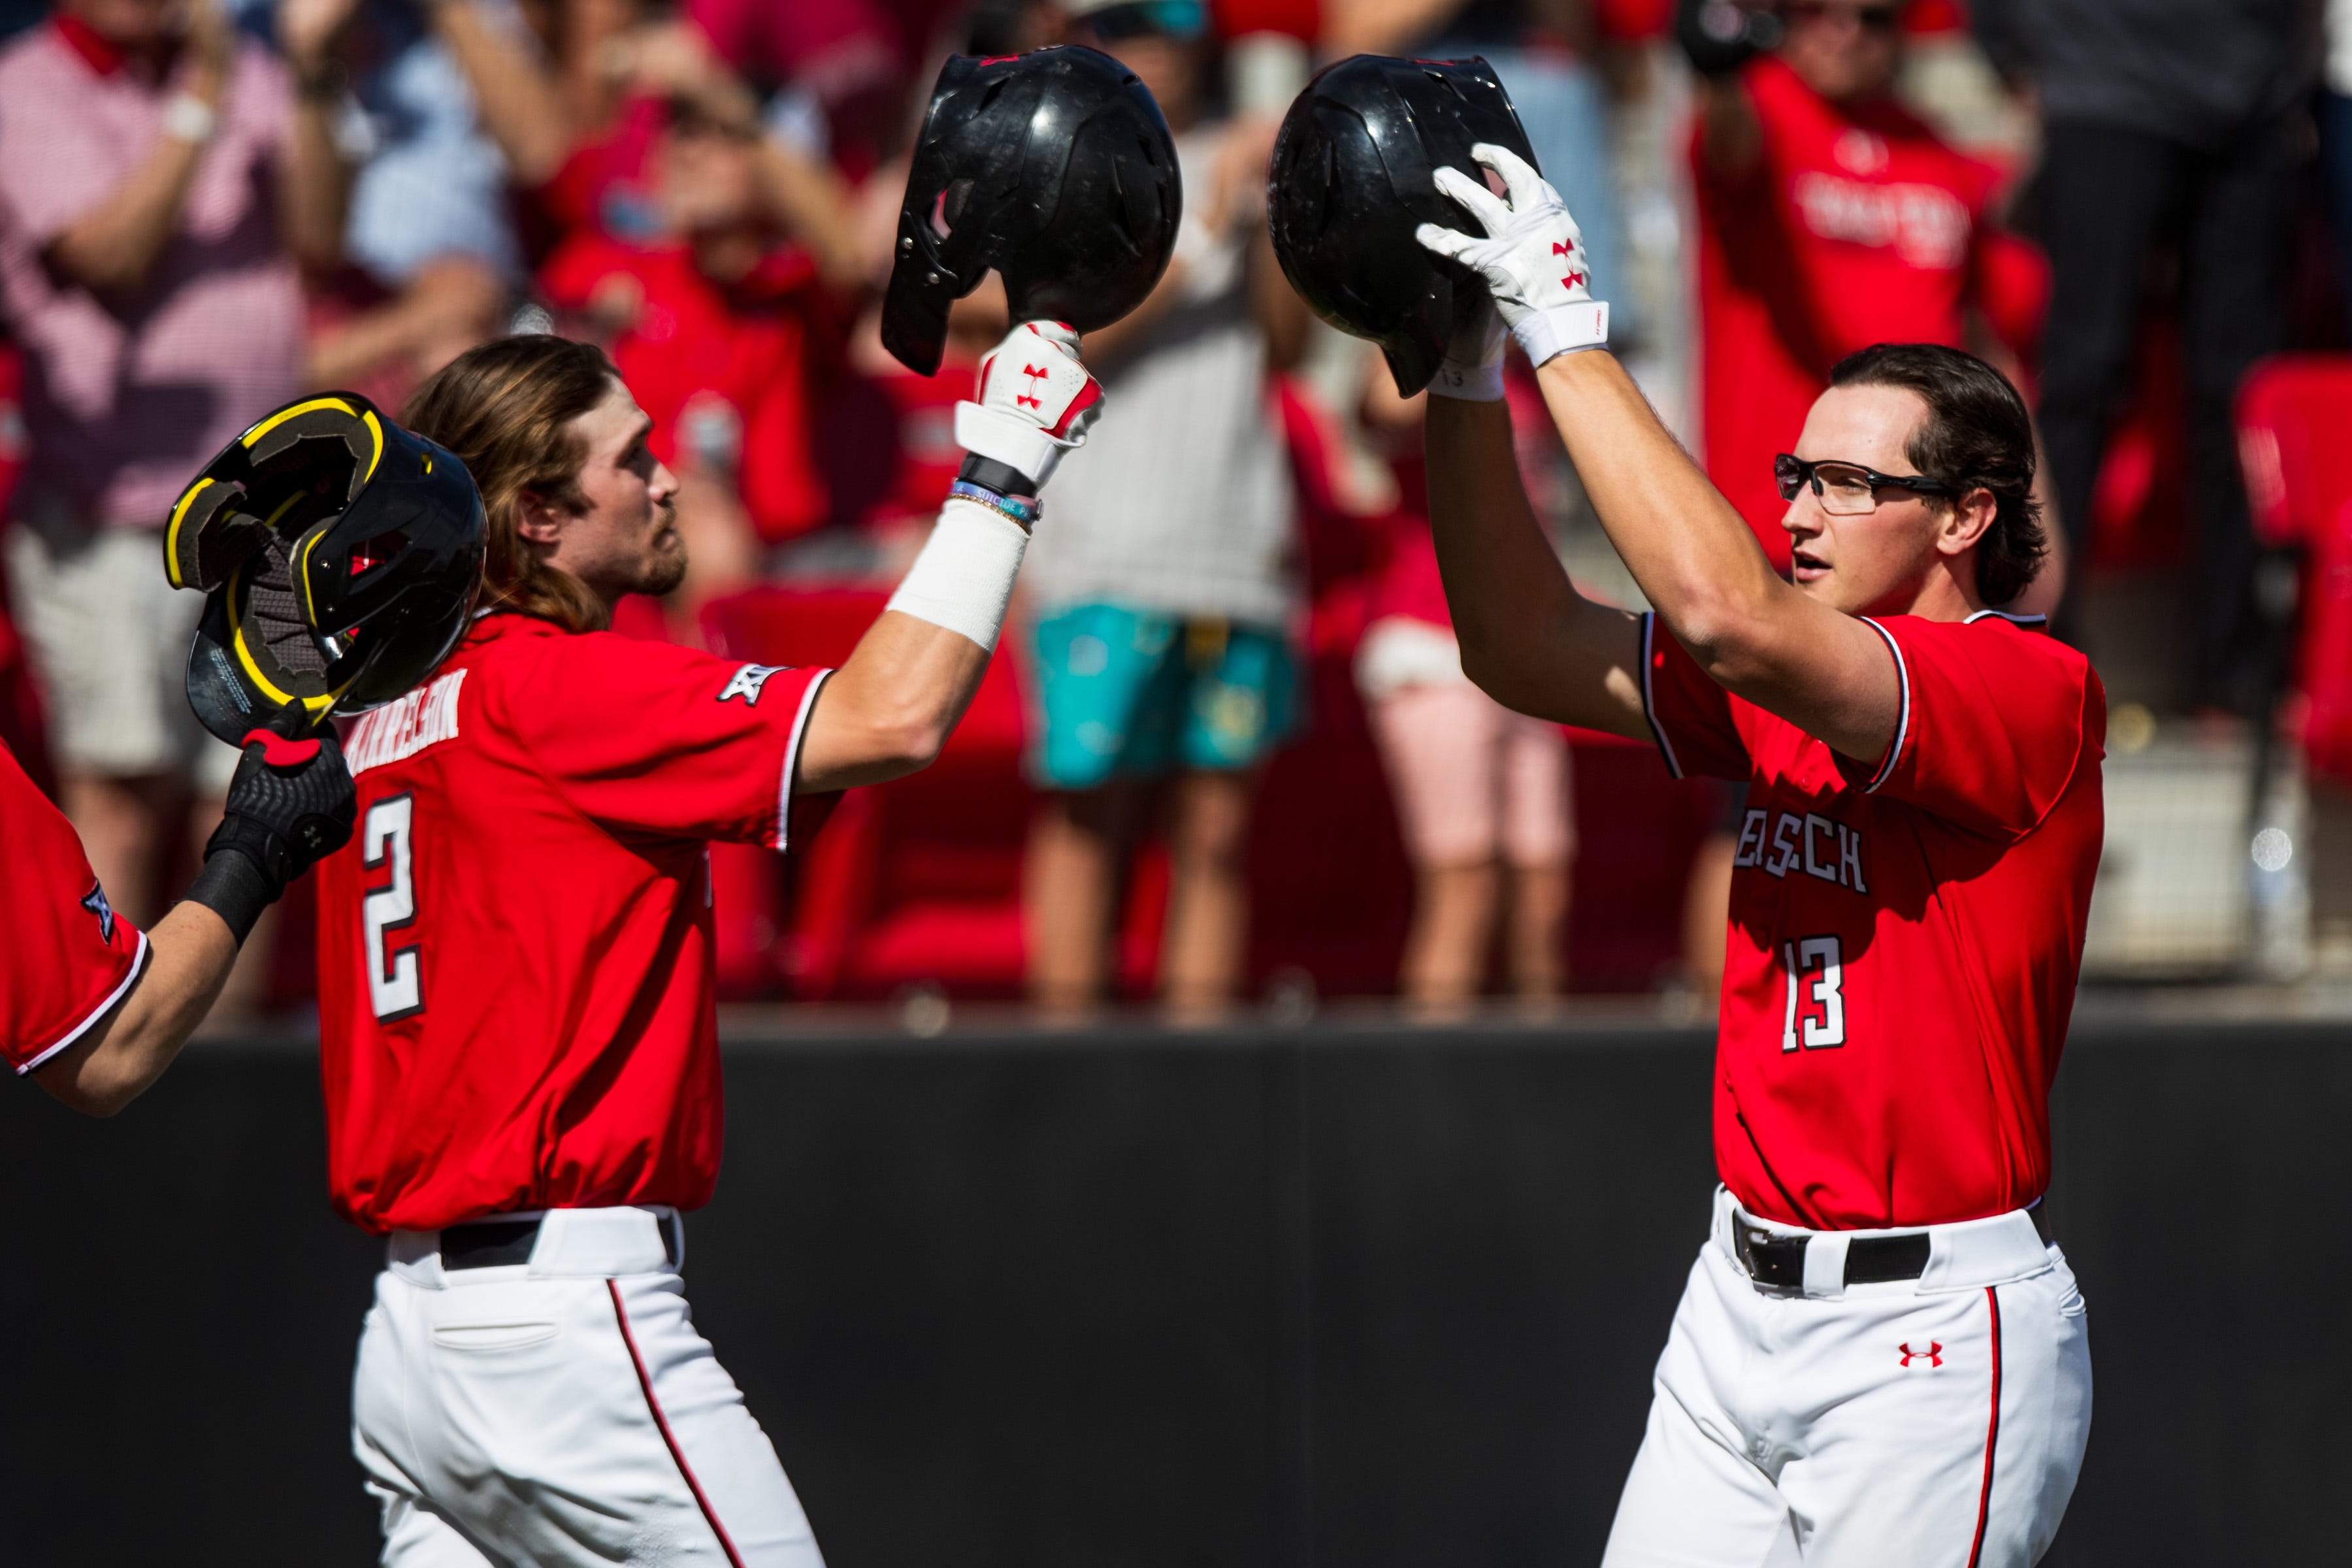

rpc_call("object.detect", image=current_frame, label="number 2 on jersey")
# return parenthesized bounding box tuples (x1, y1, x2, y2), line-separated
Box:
(363, 795, 424, 1021)
(1780, 934, 1844, 1051)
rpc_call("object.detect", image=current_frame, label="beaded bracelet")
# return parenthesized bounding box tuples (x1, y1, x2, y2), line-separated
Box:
(949, 479, 1042, 530)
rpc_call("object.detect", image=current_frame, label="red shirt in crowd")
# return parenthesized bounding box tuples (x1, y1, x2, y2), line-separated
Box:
(1, 742, 146, 1074)
(1640, 610, 2104, 1230)
(313, 613, 833, 1234)
(1693, 56, 2044, 569)
(541, 231, 830, 544)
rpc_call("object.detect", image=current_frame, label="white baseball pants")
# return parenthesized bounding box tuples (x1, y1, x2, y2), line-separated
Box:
(350, 1206, 824, 1568)
(1601, 1188, 2091, 1568)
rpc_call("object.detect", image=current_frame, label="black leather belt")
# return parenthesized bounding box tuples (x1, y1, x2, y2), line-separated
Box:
(440, 1214, 680, 1270)
(1732, 1204, 2051, 1296)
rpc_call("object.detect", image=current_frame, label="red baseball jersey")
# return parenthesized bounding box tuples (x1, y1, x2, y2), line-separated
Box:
(1641, 610, 2104, 1230)
(1, 742, 146, 1073)
(314, 612, 834, 1234)
(1692, 57, 2045, 570)
(539, 233, 830, 546)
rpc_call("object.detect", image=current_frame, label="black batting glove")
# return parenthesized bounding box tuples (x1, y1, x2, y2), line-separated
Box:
(186, 710, 357, 943)
(1676, 0, 1782, 77)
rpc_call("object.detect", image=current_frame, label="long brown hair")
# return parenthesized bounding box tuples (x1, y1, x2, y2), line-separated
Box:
(401, 335, 620, 633)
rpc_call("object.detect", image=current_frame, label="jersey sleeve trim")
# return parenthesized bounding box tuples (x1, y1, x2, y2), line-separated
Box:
(1639, 612, 1686, 780)
(18, 928, 150, 1075)
(1855, 616, 1912, 794)
(773, 668, 834, 852)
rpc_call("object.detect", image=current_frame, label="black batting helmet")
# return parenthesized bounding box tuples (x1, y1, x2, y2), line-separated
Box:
(881, 45, 1182, 376)
(165, 393, 486, 745)
(1267, 55, 1539, 396)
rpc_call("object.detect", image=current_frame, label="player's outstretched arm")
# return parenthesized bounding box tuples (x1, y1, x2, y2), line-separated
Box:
(35, 725, 355, 1116)
(797, 321, 1102, 793)
(1421, 392, 1648, 738)
(1420, 144, 1901, 766)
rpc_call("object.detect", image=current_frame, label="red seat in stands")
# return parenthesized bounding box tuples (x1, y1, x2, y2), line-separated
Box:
(2237, 355, 2352, 784)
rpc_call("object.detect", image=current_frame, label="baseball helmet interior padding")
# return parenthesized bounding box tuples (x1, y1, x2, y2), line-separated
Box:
(1267, 55, 1539, 396)
(882, 45, 1183, 375)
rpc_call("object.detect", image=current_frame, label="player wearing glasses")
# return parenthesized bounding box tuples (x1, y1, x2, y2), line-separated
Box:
(1676, 0, 2050, 582)
(1413, 140, 2100, 1565)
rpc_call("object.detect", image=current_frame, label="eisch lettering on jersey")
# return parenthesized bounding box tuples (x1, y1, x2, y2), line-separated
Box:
(348, 668, 468, 776)
(717, 664, 785, 706)
(1731, 808, 1869, 894)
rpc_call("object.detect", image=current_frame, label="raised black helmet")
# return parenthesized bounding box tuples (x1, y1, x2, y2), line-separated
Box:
(165, 393, 486, 745)
(1267, 55, 1539, 396)
(882, 44, 1182, 376)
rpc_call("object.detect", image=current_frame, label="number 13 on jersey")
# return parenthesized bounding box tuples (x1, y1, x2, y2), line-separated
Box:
(1781, 934, 1844, 1051)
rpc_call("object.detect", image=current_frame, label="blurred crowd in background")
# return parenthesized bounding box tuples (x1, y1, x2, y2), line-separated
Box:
(0, 0, 2342, 1024)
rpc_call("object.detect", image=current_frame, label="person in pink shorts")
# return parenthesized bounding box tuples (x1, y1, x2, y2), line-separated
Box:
(1358, 357, 1573, 1016)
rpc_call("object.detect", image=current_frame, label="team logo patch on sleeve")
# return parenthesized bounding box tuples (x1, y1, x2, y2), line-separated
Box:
(80, 881, 117, 943)
(718, 664, 786, 706)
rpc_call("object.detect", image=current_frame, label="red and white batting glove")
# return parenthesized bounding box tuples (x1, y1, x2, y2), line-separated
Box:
(956, 321, 1105, 491)
(1415, 143, 1610, 369)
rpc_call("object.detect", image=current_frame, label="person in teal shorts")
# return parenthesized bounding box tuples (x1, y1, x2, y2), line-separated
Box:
(1030, 606, 1297, 789)
(1019, 0, 1312, 1019)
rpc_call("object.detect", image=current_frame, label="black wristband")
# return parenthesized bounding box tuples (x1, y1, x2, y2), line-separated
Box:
(185, 848, 276, 946)
(958, 453, 1039, 498)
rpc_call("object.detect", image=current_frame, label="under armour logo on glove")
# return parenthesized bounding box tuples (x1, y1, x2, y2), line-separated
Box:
(1417, 143, 1610, 367)
(955, 321, 1106, 491)
(1550, 240, 1589, 292)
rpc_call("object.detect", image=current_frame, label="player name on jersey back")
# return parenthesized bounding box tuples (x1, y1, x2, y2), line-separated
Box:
(348, 670, 468, 776)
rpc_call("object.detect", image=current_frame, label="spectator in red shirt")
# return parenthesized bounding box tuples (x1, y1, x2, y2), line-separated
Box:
(543, 120, 828, 583)
(1684, 0, 2048, 576)
(538, 13, 864, 618)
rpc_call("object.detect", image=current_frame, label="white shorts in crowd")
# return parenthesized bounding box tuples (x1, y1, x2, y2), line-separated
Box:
(6, 512, 240, 791)
(1602, 1187, 2091, 1568)
(351, 1205, 824, 1568)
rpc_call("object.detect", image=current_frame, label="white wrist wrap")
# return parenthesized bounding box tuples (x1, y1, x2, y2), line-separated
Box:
(956, 402, 1063, 489)
(1511, 300, 1610, 367)
(1428, 358, 1505, 402)
(885, 497, 1030, 653)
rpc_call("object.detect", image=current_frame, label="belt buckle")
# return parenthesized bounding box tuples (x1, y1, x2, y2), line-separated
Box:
(1739, 1224, 1806, 1297)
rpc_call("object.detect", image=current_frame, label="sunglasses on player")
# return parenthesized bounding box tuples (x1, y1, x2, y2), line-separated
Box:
(1776, 453, 1955, 515)
(1782, 1, 1903, 32)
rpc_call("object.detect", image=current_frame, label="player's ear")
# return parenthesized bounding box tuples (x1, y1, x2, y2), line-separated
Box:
(1934, 484, 1997, 559)
(515, 489, 566, 548)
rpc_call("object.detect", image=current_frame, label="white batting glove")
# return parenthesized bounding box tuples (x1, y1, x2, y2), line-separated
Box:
(956, 321, 1105, 491)
(1416, 144, 1610, 368)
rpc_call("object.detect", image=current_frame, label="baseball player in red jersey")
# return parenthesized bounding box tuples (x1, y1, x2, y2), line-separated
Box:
(2, 727, 351, 1114)
(310, 323, 1100, 1565)
(1413, 146, 2098, 1563)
